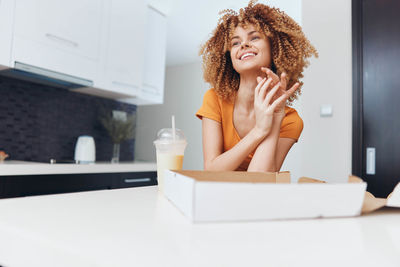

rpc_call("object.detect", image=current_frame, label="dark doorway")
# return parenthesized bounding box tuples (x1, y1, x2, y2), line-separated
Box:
(352, 0, 400, 197)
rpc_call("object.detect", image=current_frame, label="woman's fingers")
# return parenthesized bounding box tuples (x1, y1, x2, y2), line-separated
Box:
(259, 78, 273, 101)
(269, 83, 300, 110)
(269, 93, 291, 111)
(261, 68, 288, 99)
(261, 67, 280, 85)
(273, 72, 288, 101)
(286, 82, 300, 96)
(263, 81, 281, 106)
(280, 72, 287, 90)
(254, 77, 267, 98)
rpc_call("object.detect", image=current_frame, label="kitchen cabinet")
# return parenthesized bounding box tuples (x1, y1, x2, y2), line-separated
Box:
(11, 0, 104, 82)
(0, 175, 4, 197)
(92, 3, 167, 104)
(142, 6, 167, 104)
(1, 173, 110, 198)
(123, 5, 167, 105)
(0, 0, 15, 67)
(0, 171, 157, 198)
(97, 0, 146, 97)
(0, 0, 167, 104)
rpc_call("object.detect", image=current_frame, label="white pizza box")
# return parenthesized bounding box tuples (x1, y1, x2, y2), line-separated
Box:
(164, 170, 368, 222)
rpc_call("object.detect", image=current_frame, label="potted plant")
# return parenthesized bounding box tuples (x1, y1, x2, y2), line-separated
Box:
(99, 109, 136, 163)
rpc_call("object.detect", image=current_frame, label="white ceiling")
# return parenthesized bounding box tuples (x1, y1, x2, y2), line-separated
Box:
(149, 0, 302, 66)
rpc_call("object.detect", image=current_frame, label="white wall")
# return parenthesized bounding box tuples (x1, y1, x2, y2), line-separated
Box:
(150, 0, 302, 66)
(285, 0, 352, 182)
(135, 62, 206, 170)
(136, 0, 353, 183)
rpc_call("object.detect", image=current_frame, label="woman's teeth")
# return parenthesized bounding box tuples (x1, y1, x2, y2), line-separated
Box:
(240, 52, 256, 60)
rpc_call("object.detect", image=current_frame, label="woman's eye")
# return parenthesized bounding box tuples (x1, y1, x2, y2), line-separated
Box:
(251, 36, 260, 41)
(232, 41, 240, 46)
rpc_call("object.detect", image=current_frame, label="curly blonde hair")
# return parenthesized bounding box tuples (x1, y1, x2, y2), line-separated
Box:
(199, 0, 318, 103)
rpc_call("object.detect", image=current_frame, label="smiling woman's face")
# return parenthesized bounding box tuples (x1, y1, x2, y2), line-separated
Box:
(230, 24, 272, 75)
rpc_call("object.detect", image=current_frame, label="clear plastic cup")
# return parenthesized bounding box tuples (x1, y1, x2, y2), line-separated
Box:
(153, 128, 187, 193)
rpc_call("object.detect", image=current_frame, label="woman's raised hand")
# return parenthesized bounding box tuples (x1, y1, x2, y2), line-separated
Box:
(257, 67, 299, 118)
(253, 68, 299, 137)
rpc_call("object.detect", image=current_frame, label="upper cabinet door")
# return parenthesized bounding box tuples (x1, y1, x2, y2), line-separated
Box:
(140, 6, 167, 104)
(121, 5, 167, 105)
(0, 0, 15, 67)
(99, 0, 147, 96)
(12, 0, 104, 80)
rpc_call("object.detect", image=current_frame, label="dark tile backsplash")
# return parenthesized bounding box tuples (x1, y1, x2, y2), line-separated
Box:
(0, 76, 136, 162)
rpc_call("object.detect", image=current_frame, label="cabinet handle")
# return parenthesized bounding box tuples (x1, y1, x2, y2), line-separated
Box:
(112, 81, 138, 89)
(366, 147, 376, 175)
(142, 83, 159, 94)
(124, 178, 151, 183)
(45, 33, 79, 48)
(142, 83, 157, 89)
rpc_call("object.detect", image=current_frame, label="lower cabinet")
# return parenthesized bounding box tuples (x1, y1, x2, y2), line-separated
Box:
(0, 172, 157, 198)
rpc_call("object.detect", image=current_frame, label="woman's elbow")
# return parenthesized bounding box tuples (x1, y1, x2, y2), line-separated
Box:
(204, 159, 222, 171)
(203, 161, 214, 171)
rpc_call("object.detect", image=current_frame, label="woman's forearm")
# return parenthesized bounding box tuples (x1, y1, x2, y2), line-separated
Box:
(205, 128, 266, 171)
(247, 117, 283, 172)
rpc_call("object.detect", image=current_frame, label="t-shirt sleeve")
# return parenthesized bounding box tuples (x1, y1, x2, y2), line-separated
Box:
(279, 109, 304, 142)
(196, 89, 222, 123)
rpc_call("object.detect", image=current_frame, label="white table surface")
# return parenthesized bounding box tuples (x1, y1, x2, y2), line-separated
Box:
(0, 161, 156, 175)
(0, 186, 399, 267)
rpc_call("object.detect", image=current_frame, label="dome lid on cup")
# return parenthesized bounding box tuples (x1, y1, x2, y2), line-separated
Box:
(154, 128, 186, 145)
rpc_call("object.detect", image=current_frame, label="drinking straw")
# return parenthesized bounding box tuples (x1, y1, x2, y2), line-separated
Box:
(172, 115, 176, 142)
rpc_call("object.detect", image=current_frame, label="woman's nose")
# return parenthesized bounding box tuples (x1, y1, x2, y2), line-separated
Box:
(241, 41, 250, 49)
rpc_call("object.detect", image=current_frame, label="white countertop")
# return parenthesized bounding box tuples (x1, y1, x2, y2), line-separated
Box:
(0, 186, 399, 267)
(0, 160, 156, 175)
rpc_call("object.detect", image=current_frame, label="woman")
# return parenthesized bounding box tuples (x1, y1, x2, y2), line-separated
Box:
(196, 1, 317, 172)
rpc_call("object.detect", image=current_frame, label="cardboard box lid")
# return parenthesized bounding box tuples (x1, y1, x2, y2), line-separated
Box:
(387, 183, 400, 207)
(299, 175, 400, 214)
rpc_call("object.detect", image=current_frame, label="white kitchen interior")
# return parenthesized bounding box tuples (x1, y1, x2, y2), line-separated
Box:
(0, 0, 399, 266)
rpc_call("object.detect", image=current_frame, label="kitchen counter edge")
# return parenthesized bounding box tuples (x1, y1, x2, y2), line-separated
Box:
(0, 161, 157, 176)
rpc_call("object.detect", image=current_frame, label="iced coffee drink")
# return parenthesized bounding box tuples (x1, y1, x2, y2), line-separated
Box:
(154, 128, 187, 193)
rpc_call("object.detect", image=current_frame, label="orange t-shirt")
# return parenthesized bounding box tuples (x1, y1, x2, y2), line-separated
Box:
(196, 88, 303, 170)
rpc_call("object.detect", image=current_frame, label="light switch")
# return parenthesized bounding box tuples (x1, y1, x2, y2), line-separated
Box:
(320, 104, 333, 117)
